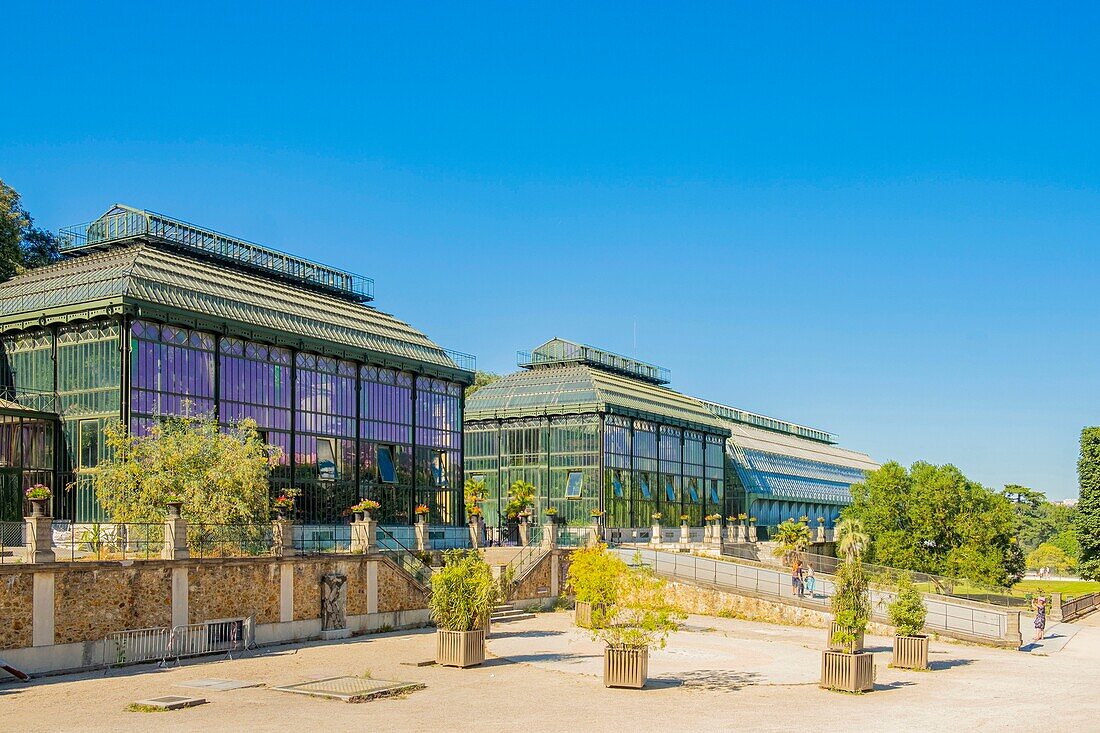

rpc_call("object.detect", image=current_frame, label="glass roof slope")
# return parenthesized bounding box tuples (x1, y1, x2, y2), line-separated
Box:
(466, 362, 729, 435)
(0, 244, 472, 379)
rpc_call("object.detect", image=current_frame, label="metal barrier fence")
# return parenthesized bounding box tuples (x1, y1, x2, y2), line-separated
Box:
(555, 526, 594, 548)
(617, 547, 1010, 643)
(0, 521, 24, 564)
(188, 524, 275, 558)
(103, 618, 253, 672)
(53, 522, 167, 562)
(1061, 592, 1100, 622)
(720, 542, 1024, 608)
(294, 523, 352, 554)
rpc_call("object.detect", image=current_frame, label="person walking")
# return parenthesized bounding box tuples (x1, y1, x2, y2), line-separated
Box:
(791, 560, 803, 597)
(804, 562, 816, 598)
(1033, 594, 1048, 642)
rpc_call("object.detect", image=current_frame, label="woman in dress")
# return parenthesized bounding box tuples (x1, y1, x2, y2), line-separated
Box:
(1033, 595, 1047, 642)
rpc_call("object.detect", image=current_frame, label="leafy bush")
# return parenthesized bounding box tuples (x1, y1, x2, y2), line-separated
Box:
(593, 555, 684, 650)
(1027, 543, 1075, 574)
(504, 480, 536, 520)
(567, 544, 623, 626)
(830, 558, 871, 652)
(771, 519, 811, 563)
(887, 573, 927, 637)
(429, 550, 498, 631)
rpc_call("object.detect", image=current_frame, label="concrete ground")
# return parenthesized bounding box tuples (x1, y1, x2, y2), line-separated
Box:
(4, 610, 1099, 732)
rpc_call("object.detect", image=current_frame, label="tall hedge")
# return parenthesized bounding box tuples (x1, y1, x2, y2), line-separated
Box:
(1075, 427, 1100, 581)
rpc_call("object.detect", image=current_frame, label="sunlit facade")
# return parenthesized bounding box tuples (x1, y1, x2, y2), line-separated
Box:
(0, 205, 473, 524)
(466, 338, 878, 532)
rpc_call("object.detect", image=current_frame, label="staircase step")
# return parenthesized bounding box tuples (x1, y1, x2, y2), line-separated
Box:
(490, 611, 536, 623)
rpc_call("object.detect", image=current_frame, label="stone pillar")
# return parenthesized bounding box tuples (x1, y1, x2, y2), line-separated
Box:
(162, 516, 189, 560)
(169, 566, 189, 628)
(726, 524, 736, 543)
(543, 523, 558, 549)
(279, 563, 295, 623)
(32, 571, 54, 647)
(366, 559, 379, 615)
(519, 519, 530, 547)
(25, 515, 55, 564)
(650, 523, 662, 548)
(679, 523, 691, 546)
(1049, 592, 1064, 623)
(416, 518, 429, 552)
(1003, 610, 1023, 648)
(748, 525, 758, 543)
(352, 518, 377, 554)
(816, 524, 826, 543)
(273, 519, 296, 557)
(550, 551, 561, 597)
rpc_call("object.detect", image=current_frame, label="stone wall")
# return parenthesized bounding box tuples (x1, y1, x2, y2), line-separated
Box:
(377, 561, 428, 613)
(0, 573, 33, 649)
(55, 566, 172, 645)
(664, 581, 893, 636)
(189, 562, 281, 625)
(514, 553, 552, 601)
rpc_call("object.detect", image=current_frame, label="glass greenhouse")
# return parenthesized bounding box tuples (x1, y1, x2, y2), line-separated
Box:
(0, 205, 474, 524)
(465, 338, 878, 532)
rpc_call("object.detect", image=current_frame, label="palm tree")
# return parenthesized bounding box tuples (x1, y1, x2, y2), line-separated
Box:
(771, 519, 811, 564)
(835, 517, 869, 562)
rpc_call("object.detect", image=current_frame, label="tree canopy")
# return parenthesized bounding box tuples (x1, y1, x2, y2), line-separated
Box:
(0, 179, 61, 281)
(92, 413, 281, 525)
(842, 460, 1024, 587)
(1003, 484, 1077, 557)
(1076, 427, 1100, 581)
(464, 370, 501, 399)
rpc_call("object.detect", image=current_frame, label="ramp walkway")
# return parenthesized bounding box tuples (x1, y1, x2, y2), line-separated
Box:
(611, 546, 1023, 648)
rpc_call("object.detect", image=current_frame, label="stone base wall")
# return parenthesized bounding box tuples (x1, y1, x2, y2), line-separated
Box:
(190, 562, 281, 625)
(0, 573, 34, 649)
(55, 566, 172, 645)
(664, 581, 894, 637)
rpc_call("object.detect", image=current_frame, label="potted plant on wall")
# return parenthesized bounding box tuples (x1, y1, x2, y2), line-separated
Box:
(165, 494, 185, 518)
(567, 542, 619, 629)
(351, 498, 381, 521)
(888, 573, 929, 670)
(25, 484, 51, 517)
(822, 556, 874, 693)
(431, 550, 499, 668)
(594, 552, 684, 689)
(272, 491, 297, 519)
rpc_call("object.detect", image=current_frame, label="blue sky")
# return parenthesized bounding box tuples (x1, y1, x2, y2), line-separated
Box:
(3, 2, 1098, 499)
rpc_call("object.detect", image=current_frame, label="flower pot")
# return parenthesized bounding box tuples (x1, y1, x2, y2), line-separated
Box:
(574, 600, 606, 629)
(820, 650, 874, 693)
(604, 646, 648, 689)
(435, 628, 486, 668)
(352, 510, 365, 523)
(891, 635, 929, 670)
(827, 623, 865, 652)
(28, 498, 49, 518)
(166, 501, 183, 519)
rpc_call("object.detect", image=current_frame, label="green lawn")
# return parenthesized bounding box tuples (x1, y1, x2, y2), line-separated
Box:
(1013, 579, 1100, 597)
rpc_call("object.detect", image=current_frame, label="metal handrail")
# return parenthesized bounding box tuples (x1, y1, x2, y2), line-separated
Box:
(376, 524, 434, 587)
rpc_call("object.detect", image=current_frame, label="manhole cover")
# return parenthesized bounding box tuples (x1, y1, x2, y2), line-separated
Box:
(273, 676, 424, 702)
(133, 696, 207, 710)
(176, 678, 261, 691)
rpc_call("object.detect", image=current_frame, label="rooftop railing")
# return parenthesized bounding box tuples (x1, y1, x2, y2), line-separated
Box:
(443, 349, 477, 372)
(59, 205, 375, 302)
(0, 386, 59, 415)
(518, 340, 671, 385)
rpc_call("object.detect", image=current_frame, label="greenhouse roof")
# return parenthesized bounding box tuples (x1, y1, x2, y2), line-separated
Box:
(0, 243, 474, 381)
(518, 338, 671, 384)
(465, 362, 730, 434)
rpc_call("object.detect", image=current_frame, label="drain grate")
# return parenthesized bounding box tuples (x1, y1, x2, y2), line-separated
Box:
(273, 676, 424, 702)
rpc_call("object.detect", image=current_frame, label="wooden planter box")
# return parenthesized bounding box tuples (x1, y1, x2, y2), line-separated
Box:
(604, 646, 649, 689)
(820, 650, 874, 693)
(827, 623, 864, 652)
(435, 629, 486, 668)
(575, 601, 593, 628)
(891, 635, 929, 670)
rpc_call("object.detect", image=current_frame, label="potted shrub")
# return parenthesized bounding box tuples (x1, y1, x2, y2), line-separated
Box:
(544, 506, 562, 523)
(822, 557, 874, 693)
(593, 552, 684, 689)
(567, 543, 619, 629)
(351, 498, 380, 521)
(888, 573, 929, 670)
(25, 484, 51, 517)
(430, 550, 498, 667)
(649, 512, 663, 546)
(272, 491, 297, 519)
(165, 494, 185, 518)
(415, 503, 431, 521)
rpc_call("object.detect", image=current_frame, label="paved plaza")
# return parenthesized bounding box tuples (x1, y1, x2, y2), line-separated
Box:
(4, 610, 1099, 732)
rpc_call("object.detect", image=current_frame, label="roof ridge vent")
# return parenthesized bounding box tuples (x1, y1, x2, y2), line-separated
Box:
(517, 338, 670, 385)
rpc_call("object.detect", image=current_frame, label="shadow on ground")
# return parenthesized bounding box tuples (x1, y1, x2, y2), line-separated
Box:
(927, 658, 975, 671)
(486, 652, 592, 666)
(488, 630, 566, 640)
(649, 669, 765, 691)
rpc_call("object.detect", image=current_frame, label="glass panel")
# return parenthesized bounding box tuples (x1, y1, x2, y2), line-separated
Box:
(565, 470, 584, 499)
(612, 471, 624, 498)
(79, 420, 99, 470)
(639, 472, 653, 500)
(377, 445, 397, 483)
(317, 438, 337, 480)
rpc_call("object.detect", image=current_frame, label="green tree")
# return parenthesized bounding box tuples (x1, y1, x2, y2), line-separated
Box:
(504, 479, 536, 519)
(887, 573, 927, 637)
(92, 413, 281, 525)
(844, 460, 1024, 587)
(1047, 529, 1081, 562)
(771, 518, 811, 564)
(830, 557, 870, 652)
(1075, 427, 1100, 581)
(0, 179, 61, 281)
(835, 517, 869, 562)
(1026, 543, 1074, 575)
(1003, 484, 1077, 554)
(465, 370, 502, 399)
